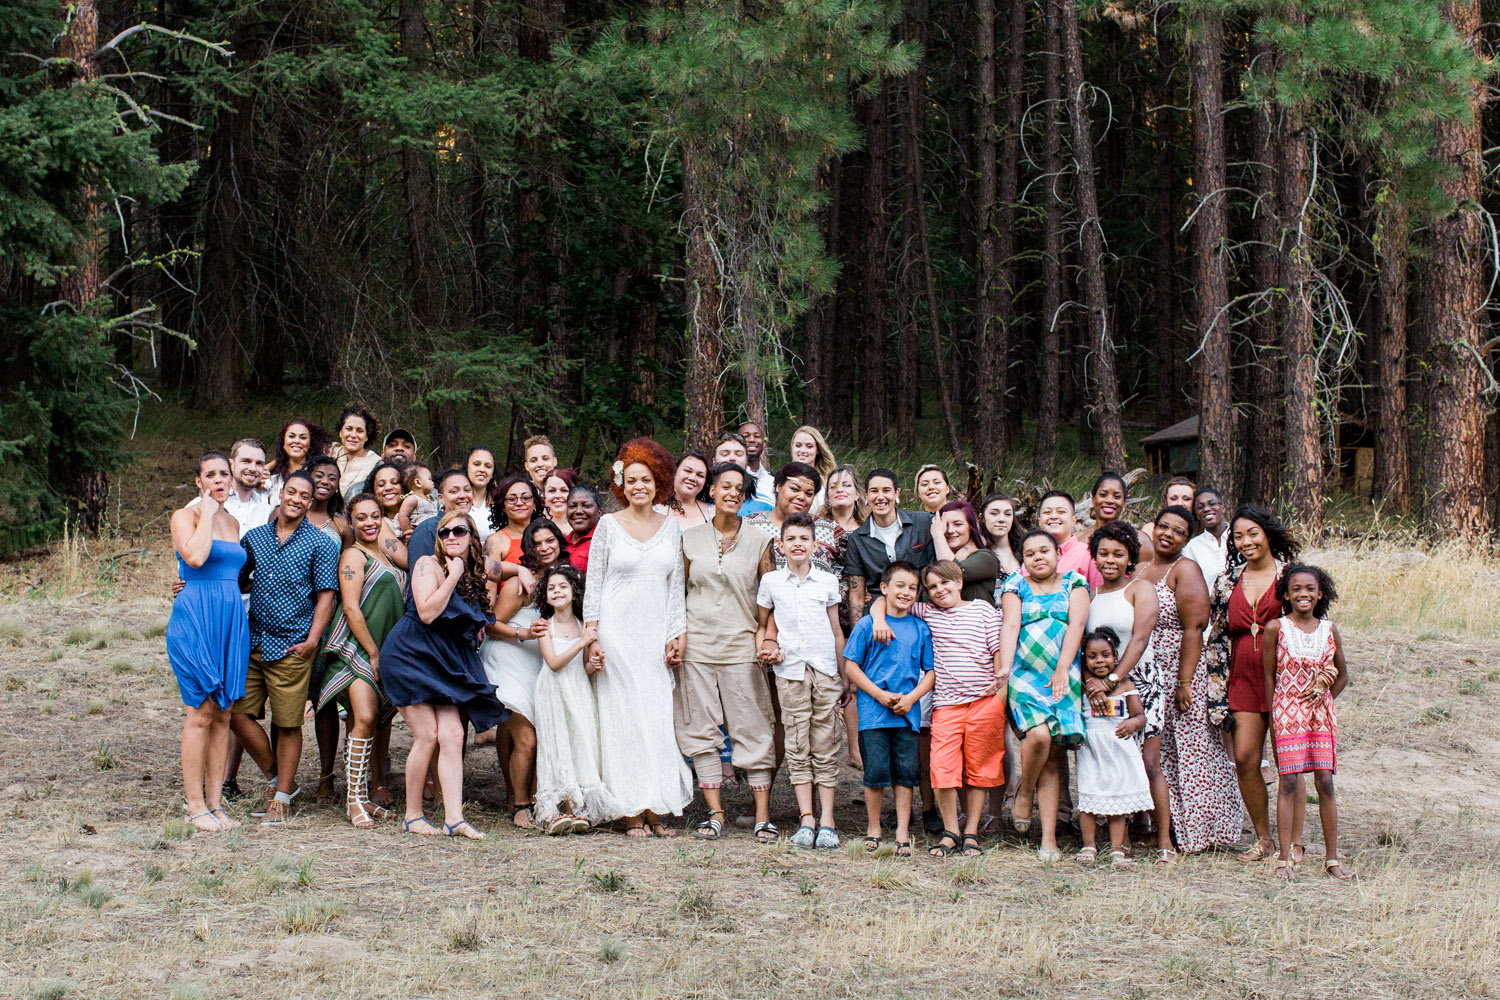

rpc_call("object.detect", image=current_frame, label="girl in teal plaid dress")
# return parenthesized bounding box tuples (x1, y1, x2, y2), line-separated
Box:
(998, 529, 1089, 862)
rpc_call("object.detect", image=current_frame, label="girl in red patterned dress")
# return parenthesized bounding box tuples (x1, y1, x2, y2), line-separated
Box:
(1262, 565, 1350, 882)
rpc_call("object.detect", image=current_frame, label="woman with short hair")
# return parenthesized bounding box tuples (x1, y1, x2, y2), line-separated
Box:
(914, 464, 952, 515)
(167, 452, 250, 833)
(333, 405, 381, 503)
(381, 510, 507, 838)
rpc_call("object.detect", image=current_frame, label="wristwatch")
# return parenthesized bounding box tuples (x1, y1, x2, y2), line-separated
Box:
(1106, 672, 1119, 684)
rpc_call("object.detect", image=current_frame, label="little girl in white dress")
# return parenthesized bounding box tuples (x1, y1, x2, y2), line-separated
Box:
(534, 564, 618, 834)
(1075, 628, 1156, 865)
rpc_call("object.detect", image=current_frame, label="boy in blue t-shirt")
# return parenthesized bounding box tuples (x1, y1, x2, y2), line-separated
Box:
(842, 560, 935, 858)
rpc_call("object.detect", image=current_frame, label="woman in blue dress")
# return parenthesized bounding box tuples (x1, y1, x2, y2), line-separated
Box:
(997, 529, 1089, 862)
(381, 509, 508, 839)
(166, 452, 251, 834)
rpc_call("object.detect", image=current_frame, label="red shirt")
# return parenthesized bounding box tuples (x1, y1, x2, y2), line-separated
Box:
(568, 527, 595, 574)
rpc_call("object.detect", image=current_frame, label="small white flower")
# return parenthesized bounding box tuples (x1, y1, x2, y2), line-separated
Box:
(612, 460, 624, 486)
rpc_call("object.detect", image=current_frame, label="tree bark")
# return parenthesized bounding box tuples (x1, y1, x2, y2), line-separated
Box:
(56, 0, 101, 313)
(973, 0, 1005, 462)
(803, 160, 840, 430)
(1034, 0, 1065, 476)
(399, 0, 459, 464)
(1188, 10, 1233, 492)
(683, 143, 724, 452)
(1243, 51, 1283, 505)
(193, 82, 252, 410)
(1276, 102, 1323, 537)
(1422, 0, 1487, 535)
(1059, 0, 1124, 471)
(1372, 198, 1411, 508)
(858, 82, 890, 447)
(1153, 27, 1178, 428)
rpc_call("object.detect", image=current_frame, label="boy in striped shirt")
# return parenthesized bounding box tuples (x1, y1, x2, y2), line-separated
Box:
(869, 559, 1005, 857)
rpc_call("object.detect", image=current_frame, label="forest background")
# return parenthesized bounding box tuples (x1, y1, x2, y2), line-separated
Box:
(3, 0, 1497, 554)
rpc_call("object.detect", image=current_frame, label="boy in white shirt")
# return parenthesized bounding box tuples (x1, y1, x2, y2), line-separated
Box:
(755, 513, 845, 849)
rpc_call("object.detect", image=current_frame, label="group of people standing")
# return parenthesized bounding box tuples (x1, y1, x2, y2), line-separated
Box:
(164, 412, 1351, 879)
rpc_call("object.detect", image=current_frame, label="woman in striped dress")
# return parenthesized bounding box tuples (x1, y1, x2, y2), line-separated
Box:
(316, 494, 406, 827)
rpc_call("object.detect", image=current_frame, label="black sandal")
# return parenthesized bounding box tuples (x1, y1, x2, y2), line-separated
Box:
(863, 836, 882, 853)
(928, 830, 961, 858)
(696, 809, 725, 840)
(894, 840, 913, 858)
(961, 833, 985, 856)
(510, 803, 535, 829)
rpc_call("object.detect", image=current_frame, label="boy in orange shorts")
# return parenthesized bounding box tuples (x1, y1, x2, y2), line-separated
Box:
(870, 559, 1005, 858)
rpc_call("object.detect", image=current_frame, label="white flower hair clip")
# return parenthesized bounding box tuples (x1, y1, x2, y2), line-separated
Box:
(612, 460, 624, 486)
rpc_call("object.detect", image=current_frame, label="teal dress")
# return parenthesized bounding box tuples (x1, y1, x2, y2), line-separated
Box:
(1002, 570, 1087, 745)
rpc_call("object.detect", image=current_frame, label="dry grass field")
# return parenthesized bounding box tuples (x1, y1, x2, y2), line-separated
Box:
(2, 527, 1499, 999)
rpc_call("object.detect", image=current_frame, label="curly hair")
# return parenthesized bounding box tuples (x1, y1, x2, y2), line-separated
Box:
(520, 518, 570, 572)
(665, 449, 712, 513)
(535, 563, 586, 620)
(489, 474, 542, 530)
(269, 418, 330, 479)
(1083, 627, 1120, 658)
(612, 437, 676, 507)
(1226, 503, 1300, 569)
(432, 509, 489, 611)
(335, 404, 380, 449)
(1277, 563, 1337, 618)
(1089, 518, 1141, 573)
(306, 455, 346, 517)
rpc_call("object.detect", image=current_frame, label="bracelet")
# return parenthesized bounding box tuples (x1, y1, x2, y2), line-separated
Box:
(762, 637, 779, 645)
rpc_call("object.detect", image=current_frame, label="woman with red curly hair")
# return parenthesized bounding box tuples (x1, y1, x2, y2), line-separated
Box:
(584, 438, 693, 836)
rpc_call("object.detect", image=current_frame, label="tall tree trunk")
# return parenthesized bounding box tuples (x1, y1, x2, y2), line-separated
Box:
(1034, 0, 1065, 476)
(1243, 53, 1283, 504)
(683, 143, 724, 451)
(832, 147, 863, 441)
(1422, 0, 1487, 535)
(1188, 9, 1232, 490)
(858, 82, 890, 447)
(194, 82, 252, 411)
(57, 0, 101, 312)
(400, 0, 459, 464)
(803, 161, 840, 430)
(1276, 101, 1323, 536)
(973, 0, 1006, 462)
(1153, 27, 1178, 427)
(1059, 0, 1124, 470)
(1372, 198, 1411, 508)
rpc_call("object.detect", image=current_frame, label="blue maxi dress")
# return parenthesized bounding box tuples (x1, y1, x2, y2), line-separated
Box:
(165, 540, 250, 709)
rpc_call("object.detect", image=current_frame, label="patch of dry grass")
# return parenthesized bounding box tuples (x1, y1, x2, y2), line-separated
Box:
(1307, 540, 1500, 639)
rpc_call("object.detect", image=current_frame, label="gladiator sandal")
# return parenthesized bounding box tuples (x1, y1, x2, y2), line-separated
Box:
(345, 736, 375, 830)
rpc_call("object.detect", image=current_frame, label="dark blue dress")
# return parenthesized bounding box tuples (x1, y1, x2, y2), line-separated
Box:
(380, 582, 508, 733)
(165, 540, 250, 709)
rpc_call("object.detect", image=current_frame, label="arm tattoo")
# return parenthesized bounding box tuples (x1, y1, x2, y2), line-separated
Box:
(341, 565, 356, 581)
(383, 539, 397, 553)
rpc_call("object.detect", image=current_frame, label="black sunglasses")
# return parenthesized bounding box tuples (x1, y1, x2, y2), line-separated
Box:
(437, 526, 471, 539)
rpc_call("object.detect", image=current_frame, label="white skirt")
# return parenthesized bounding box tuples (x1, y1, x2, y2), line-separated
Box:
(1075, 717, 1156, 817)
(533, 650, 619, 823)
(480, 606, 543, 722)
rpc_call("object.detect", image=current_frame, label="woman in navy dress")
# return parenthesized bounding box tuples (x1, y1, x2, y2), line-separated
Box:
(381, 509, 508, 839)
(166, 452, 250, 834)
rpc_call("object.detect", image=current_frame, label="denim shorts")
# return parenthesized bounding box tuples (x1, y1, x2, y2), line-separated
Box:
(858, 725, 920, 789)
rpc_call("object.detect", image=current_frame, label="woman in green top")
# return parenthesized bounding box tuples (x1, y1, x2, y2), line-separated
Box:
(930, 500, 999, 604)
(317, 493, 407, 828)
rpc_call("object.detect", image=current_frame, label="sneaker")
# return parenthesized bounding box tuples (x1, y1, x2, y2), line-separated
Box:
(260, 798, 290, 826)
(789, 824, 816, 849)
(221, 778, 243, 801)
(814, 827, 840, 850)
(250, 782, 276, 817)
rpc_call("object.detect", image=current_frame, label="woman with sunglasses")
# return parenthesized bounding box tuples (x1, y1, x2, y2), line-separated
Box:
(380, 510, 507, 839)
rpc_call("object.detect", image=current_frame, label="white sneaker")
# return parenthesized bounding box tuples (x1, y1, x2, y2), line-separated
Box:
(814, 827, 840, 850)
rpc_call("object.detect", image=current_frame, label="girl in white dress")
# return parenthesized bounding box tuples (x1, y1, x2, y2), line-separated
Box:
(584, 439, 694, 836)
(534, 564, 617, 834)
(1075, 630, 1155, 865)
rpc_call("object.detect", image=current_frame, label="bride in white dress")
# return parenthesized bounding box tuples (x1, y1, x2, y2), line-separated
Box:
(584, 440, 693, 836)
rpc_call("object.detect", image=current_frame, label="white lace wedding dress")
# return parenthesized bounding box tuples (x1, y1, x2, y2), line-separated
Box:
(584, 513, 693, 819)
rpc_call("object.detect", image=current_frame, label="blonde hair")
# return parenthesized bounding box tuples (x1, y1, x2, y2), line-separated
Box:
(789, 425, 837, 485)
(523, 434, 554, 456)
(818, 464, 869, 524)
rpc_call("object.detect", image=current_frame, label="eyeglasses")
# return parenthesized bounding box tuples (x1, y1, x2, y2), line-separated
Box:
(437, 526, 471, 539)
(504, 494, 532, 506)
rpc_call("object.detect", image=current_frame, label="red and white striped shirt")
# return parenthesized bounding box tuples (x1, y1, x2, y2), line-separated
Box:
(912, 600, 1003, 707)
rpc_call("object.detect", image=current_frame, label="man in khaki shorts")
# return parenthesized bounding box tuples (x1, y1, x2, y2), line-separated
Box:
(230, 471, 340, 824)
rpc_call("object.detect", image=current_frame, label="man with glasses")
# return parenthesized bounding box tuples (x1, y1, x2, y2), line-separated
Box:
(1182, 486, 1229, 587)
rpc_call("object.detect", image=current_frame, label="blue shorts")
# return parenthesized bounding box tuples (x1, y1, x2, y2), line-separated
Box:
(859, 725, 920, 789)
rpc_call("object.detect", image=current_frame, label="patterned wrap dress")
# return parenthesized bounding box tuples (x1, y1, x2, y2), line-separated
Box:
(316, 552, 405, 726)
(1271, 617, 1338, 774)
(1002, 570, 1087, 746)
(1155, 566, 1244, 853)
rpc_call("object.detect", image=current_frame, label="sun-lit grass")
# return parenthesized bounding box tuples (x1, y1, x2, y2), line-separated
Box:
(1306, 540, 1500, 639)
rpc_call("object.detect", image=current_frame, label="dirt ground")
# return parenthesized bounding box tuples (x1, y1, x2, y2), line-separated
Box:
(2, 557, 1498, 998)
